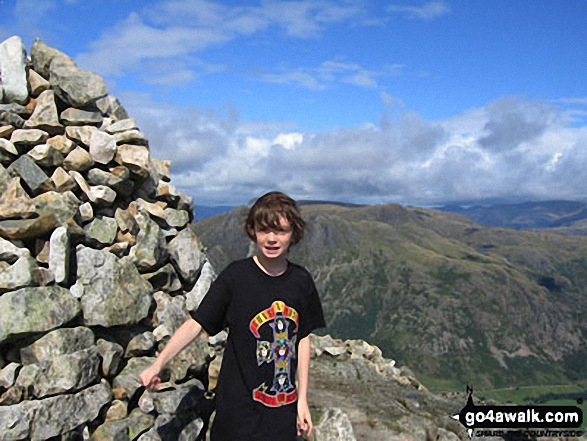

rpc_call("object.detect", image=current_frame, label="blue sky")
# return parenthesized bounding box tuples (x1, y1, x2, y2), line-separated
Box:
(2, 0, 587, 206)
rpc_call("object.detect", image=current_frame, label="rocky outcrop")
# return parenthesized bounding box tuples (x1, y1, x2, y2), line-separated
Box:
(308, 335, 466, 441)
(0, 36, 216, 441)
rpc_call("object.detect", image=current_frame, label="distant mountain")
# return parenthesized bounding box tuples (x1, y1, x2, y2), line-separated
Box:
(193, 205, 235, 221)
(439, 200, 587, 234)
(194, 203, 587, 391)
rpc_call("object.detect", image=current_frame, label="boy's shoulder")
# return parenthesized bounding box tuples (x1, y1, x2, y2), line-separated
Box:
(220, 257, 253, 275)
(287, 260, 315, 282)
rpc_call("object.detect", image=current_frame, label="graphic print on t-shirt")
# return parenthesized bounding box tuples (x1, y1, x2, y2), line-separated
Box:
(249, 300, 299, 407)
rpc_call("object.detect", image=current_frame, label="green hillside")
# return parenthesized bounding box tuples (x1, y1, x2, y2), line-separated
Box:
(194, 203, 587, 391)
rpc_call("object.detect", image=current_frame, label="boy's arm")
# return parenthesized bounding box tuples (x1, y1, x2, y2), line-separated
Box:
(297, 334, 313, 437)
(140, 318, 202, 390)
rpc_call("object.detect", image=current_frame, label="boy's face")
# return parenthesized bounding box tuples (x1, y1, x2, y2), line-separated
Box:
(254, 214, 292, 261)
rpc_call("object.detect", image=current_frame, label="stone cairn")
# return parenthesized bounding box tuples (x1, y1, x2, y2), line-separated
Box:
(0, 36, 219, 440)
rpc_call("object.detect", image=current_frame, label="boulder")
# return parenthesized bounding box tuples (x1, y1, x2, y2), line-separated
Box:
(0, 285, 81, 345)
(74, 246, 153, 327)
(313, 408, 356, 441)
(28, 69, 50, 97)
(0, 379, 112, 440)
(20, 326, 95, 364)
(7, 154, 53, 195)
(90, 129, 117, 164)
(0, 253, 37, 292)
(23, 89, 63, 134)
(11, 346, 101, 399)
(0, 36, 28, 104)
(168, 227, 205, 285)
(49, 54, 108, 107)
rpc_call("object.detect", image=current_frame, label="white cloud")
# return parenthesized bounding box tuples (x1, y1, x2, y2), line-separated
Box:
(388, 1, 451, 20)
(119, 92, 587, 206)
(259, 60, 403, 90)
(72, 0, 370, 83)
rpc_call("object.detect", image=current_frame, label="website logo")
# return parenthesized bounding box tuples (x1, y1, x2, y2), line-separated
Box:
(452, 386, 584, 439)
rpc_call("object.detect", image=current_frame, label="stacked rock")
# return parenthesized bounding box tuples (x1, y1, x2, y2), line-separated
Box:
(0, 36, 217, 440)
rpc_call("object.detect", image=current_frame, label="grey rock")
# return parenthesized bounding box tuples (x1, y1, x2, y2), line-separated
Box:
(30, 38, 65, 79)
(140, 379, 204, 415)
(49, 226, 70, 284)
(75, 246, 152, 326)
(27, 143, 64, 167)
(129, 210, 168, 272)
(70, 170, 117, 205)
(87, 167, 125, 187)
(115, 144, 150, 177)
(28, 69, 50, 97)
(0, 103, 28, 115)
(112, 356, 155, 399)
(168, 227, 205, 285)
(0, 124, 15, 137)
(115, 205, 139, 234)
(47, 133, 76, 155)
(153, 292, 208, 382)
(125, 331, 157, 358)
(162, 207, 189, 228)
(63, 145, 95, 172)
(13, 346, 101, 399)
(0, 379, 112, 440)
(143, 263, 183, 293)
(0, 138, 18, 162)
(0, 110, 25, 128)
(0, 362, 20, 389)
(91, 418, 129, 440)
(24, 89, 64, 135)
(313, 408, 356, 441)
(0, 191, 78, 240)
(90, 129, 117, 164)
(114, 129, 148, 146)
(0, 36, 28, 104)
(137, 412, 204, 441)
(151, 158, 171, 182)
(84, 216, 118, 246)
(154, 291, 188, 336)
(185, 260, 216, 311)
(7, 154, 52, 195)
(96, 338, 124, 377)
(78, 201, 94, 224)
(0, 254, 37, 292)
(49, 54, 108, 107)
(65, 125, 98, 147)
(20, 326, 95, 365)
(10, 128, 50, 150)
(128, 408, 155, 440)
(51, 166, 77, 192)
(0, 285, 81, 345)
(88, 184, 117, 205)
(60, 108, 103, 126)
(104, 118, 138, 134)
(0, 236, 29, 262)
(96, 95, 129, 121)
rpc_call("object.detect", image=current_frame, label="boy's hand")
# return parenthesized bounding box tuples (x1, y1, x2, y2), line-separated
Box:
(297, 398, 313, 438)
(139, 364, 162, 391)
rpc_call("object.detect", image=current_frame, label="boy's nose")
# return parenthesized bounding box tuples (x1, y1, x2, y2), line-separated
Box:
(267, 232, 277, 241)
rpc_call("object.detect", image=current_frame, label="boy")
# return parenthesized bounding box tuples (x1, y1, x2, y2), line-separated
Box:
(140, 192, 326, 440)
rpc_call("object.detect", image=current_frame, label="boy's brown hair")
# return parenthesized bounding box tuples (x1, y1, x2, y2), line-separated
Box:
(245, 191, 306, 245)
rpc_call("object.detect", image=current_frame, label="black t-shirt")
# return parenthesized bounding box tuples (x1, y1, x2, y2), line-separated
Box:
(190, 257, 326, 441)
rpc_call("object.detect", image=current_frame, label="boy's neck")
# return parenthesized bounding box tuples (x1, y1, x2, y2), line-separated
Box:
(253, 254, 288, 277)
